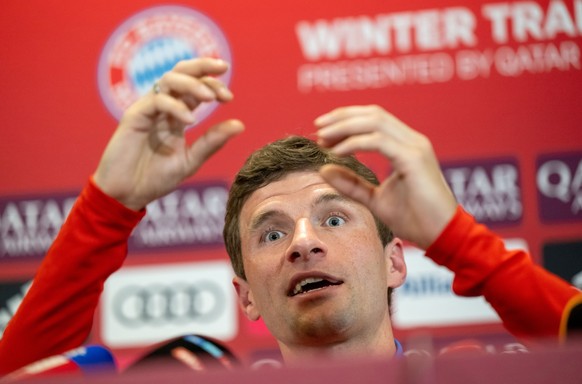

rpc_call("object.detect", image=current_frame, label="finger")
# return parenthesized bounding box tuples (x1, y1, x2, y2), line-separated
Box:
(316, 114, 381, 148)
(185, 119, 245, 176)
(156, 72, 233, 111)
(319, 164, 377, 208)
(137, 93, 195, 125)
(157, 72, 216, 101)
(200, 76, 233, 102)
(329, 131, 391, 157)
(173, 57, 230, 77)
(314, 105, 374, 127)
(317, 106, 417, 148)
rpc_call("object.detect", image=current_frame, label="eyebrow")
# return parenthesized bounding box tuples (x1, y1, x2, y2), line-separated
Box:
(248, 210, 284, 233)
(248, 192, 353, 233)
(313, 192, 352, 207)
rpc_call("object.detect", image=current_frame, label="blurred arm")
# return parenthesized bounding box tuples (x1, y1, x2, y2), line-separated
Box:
(0, 179, 144, 375)
(426, 205, 582, 342)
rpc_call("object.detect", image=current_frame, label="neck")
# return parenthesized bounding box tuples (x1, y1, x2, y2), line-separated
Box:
(277, 321, 397, 364)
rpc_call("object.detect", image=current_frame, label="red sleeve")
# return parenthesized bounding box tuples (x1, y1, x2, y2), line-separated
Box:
(425, 206, 582, 342)
(0, 178, 145, 376)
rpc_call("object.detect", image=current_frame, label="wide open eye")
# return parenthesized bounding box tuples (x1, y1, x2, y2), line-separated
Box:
(263, 230, 284, 243)
(325, 215, 345, 227)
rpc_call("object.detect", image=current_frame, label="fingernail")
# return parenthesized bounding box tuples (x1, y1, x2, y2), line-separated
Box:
(221, 87, 233, 99)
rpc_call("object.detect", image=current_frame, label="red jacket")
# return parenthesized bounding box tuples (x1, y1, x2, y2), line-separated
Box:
(0, 179, 580, 375)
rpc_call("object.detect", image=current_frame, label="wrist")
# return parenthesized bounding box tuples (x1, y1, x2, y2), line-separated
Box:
(89, 175, 146, 212)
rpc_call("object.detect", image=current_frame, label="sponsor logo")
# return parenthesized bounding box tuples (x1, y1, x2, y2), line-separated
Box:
(101, 260, 237, 348)
(112, 281, 225, 326)
(442, 158, 522, 226)
(0, 194, 76, 260)
(0, 182, 227, 261)
(0, 280, 32, 338)
(393, 240, 527, 328)
(130, 182, 229, 251)
(98, 5, 232, 124)
(536, 152, 582, 222)
(543, 240, 582, 289)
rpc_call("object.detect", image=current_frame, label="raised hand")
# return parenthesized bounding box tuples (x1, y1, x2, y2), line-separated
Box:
(93, 58, 244, 211)
(315, 105, 457, 249)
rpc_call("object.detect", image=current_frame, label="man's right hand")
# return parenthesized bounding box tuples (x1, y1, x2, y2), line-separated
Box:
(93, 58, 244, 211)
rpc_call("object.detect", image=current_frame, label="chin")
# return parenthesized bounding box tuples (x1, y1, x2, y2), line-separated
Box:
(292, 313, 355, 343)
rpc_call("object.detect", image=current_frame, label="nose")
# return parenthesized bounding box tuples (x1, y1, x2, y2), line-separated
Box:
(285, 218, 327, 262)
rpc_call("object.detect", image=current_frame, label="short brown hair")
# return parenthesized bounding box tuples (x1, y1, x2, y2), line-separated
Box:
(224, 135, 393, 281)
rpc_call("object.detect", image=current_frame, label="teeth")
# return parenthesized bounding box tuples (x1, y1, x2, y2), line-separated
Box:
(293, 277, 324, 296)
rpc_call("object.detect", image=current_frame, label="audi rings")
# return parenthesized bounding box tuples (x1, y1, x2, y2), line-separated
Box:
(112, 282, 225, 326)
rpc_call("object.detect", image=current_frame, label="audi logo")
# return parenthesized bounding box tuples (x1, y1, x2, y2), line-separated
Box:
(112, 281, 226, 326)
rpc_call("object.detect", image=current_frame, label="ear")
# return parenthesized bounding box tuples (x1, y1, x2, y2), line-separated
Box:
(233, 276, 261, 321)
(384, 238, 407, 289)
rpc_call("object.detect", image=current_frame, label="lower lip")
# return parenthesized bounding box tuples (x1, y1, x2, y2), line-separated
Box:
(290, 283, 343, 300)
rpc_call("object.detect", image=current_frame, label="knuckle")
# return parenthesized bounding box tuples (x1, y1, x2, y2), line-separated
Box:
(416, 134, 431, 150)
(367, 105, 388, 119)
(413, 136, 435, 161)
(120, 107, 141, 125)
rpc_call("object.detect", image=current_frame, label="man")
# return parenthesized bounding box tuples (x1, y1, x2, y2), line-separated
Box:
(0, 58, 580, 374)
(226, 134, 407, 361)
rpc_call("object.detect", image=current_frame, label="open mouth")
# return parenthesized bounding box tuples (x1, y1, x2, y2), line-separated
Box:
(289, 277, 343, 297)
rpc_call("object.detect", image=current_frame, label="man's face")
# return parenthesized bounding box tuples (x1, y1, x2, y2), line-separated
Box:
(234, 171, 404, 350)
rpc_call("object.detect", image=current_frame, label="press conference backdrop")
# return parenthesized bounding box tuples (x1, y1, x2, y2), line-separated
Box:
(1, 0, 581, 366)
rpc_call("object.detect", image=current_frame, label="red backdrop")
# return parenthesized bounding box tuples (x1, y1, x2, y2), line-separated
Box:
(1, 0, 581, 367)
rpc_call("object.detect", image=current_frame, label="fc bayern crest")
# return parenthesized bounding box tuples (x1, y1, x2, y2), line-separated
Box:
(98, 6, 232, 126)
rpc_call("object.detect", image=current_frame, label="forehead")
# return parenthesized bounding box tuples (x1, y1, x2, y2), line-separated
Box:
(239, 170, 377, 230)
(241, 171, 332, 218)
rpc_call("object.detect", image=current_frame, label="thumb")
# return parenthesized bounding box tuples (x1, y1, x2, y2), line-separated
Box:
(186, 119, 245, 174)
(319, 164, 376, 207)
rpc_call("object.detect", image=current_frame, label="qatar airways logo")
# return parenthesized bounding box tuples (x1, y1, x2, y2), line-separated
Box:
(442, 158, 522, 226)
(0, 193, 76, 260)
(536, 152, 582, 222)
(0, 181, 228, 261)
(129, 182, 229, 251)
